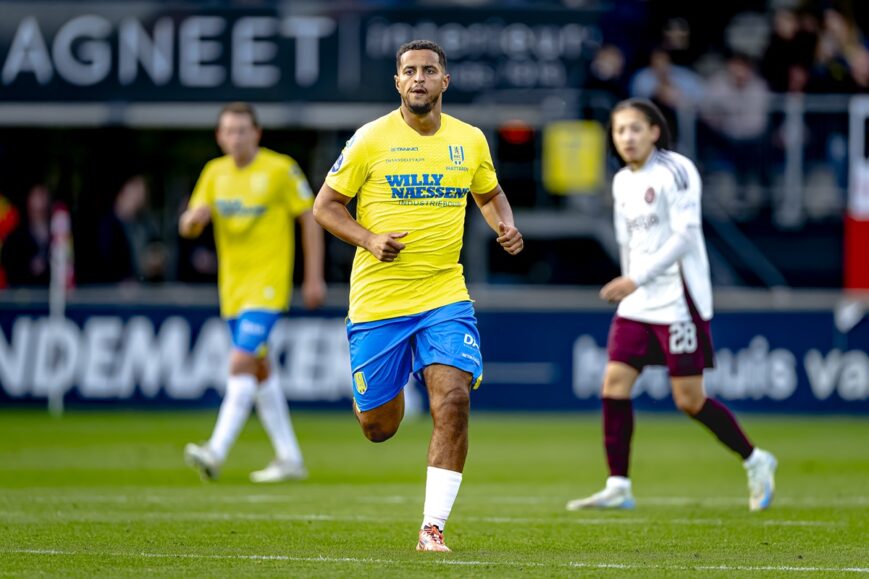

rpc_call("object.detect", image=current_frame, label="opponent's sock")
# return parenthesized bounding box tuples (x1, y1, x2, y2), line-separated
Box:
(691, 398, 754, 460)
(207, 373, 257, 462)
(603, 397, 634, 478)
(255, 376, 303, 464)
(422, 466, 463, 531)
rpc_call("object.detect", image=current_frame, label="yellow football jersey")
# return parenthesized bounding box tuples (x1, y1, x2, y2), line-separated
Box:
(189, 148, 313, 318)
(325, 109, 499, 323)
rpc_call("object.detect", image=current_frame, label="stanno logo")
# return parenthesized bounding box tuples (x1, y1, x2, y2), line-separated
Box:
(448, 145, 465, 165)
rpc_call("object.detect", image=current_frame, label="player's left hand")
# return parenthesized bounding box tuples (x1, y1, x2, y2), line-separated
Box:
(600, 276, 638, 303)
(302, 277, 327, 309)
(497, 222, 524, 255)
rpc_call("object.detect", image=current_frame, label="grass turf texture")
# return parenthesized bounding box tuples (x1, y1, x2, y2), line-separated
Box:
(0, 410, 867, 577)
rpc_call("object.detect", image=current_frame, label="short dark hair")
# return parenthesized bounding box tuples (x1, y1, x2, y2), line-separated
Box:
(396, 40, 447, 72)
(218, 101, 259, 128)
(608, 98, 673, 157)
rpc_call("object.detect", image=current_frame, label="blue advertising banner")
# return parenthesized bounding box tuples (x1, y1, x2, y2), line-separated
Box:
(1, 303, 867, 413)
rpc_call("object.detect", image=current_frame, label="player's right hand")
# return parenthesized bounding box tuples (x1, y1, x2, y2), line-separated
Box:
(366, 232, 407, 262)
(179, 205, 212, 238)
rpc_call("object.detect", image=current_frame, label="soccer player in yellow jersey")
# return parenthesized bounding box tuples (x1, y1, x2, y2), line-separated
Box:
(314, 40, 524, 552)
(179, 102, 326, 483)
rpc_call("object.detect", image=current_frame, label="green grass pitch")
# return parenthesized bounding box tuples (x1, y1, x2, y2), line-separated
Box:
(1, 409, 867, 577)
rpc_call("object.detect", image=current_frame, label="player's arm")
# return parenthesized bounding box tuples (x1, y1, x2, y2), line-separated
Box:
(312, 184, 407, 262)
(178, 205, 211, 239)
(472, 185, 523, 255)
(297, 210, 327, 309)
(601, 165, 699, 304)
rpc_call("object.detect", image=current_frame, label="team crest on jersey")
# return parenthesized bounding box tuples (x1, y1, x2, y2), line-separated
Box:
(353, 371, 367, 395)
(644, 187, 656, 204)
(448, 145, 465, 165)
(250, 173, 269, 193)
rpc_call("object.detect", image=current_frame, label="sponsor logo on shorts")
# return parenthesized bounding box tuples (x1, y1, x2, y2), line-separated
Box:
(464, 333, 479, 349)
(353, 371, 367, 395)
(239, 319, 266, 336)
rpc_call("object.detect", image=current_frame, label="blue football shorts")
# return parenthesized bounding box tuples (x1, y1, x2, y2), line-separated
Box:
(226, 310, 281, 357)
(346, 301, 483, 412)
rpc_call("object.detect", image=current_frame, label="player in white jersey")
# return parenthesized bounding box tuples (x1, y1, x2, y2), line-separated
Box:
(566, 98, 777, 512)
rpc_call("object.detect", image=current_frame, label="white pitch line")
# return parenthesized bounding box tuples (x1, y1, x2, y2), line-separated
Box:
(5, 494, 869, 508)
(0, 510, 845, 528)
(5, 549, 869, 574)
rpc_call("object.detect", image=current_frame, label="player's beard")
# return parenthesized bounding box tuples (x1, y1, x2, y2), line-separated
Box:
(405, 92, 438, 115)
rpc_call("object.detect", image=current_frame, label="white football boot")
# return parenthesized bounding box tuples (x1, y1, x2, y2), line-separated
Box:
(566, 476, 636, 510)
(249, 459, 308, 483)
(184, 443, 221, 481)
(744, 448, 777, 511)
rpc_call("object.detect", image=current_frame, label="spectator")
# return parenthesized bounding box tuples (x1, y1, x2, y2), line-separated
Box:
(809, 6, 866, 93)
(700, 53, 771, 199)
(0, 190, 21, 288)
(761, 7, 818, 93)
(176, 194, 218, 283)
(1, 182, 52, 286)
(93, 174, 167, 284)
(586, 44, 630, 104)
(630, 47, 704, 145)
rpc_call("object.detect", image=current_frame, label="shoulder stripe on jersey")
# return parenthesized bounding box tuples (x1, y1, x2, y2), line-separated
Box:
(655, 150, 689, 191)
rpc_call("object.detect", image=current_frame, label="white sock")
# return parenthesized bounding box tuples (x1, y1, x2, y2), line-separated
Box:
(606, 476, 631, 490)
(207, 374, 257, 462)
(422, 466, 463, 531)
(743, 447, 762, 468)
(255, 376, 303, 465)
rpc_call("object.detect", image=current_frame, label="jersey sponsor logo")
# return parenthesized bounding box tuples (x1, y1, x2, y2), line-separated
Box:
(645, 187, 656, 204)
(330, 153, 344, 173)
(215, 199, 266, 217)
(385, 173, 470, 200)
(626, 214, 659, 232)
(353, 371, 368, 395)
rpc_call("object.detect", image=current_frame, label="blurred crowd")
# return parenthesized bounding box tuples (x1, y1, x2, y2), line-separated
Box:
(585, 0, 867, 219)
(0, 0, 866, 289)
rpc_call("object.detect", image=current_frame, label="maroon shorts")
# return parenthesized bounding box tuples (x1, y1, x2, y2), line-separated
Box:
(606, 315, 715, 377)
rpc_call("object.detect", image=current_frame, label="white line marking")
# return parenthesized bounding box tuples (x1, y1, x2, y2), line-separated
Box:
(5, 493, 869, 508)
(5, 549, 869, 573)
(0, 510, 846, 528)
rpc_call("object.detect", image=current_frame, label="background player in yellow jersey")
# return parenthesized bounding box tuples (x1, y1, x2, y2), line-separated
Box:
(179, 102, 326, 483)
(314, 40, 524, 552)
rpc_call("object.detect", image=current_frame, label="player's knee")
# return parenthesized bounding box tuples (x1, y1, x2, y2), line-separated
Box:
(602, 380, 631, 399)
(360, 421, 399, 443)
(229, 350, 258, 376)
(674, 395, 704, 415)
(432, 385, 470, 419)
